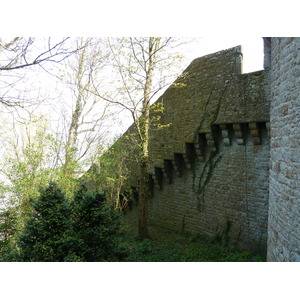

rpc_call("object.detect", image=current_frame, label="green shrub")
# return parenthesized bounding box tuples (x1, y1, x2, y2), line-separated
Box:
(17, 182, 73, 262)
(0, 207, 19, 257)
(14, 182, 126, 262)
(70, 184, 124, 261)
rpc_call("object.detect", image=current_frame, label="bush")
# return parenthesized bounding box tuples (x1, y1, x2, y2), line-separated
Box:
(71, 184, 123, 261)
(14, 182, 125, 262)
(17, 182, 73, 262)
(0, 207, 19, 257)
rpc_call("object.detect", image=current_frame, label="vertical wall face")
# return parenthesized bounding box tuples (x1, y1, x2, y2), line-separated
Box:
(144, 47, 270, 253)
(268, 38, 300, 261)
(148, 124, 270, 253)
(109, 46, 270, 254)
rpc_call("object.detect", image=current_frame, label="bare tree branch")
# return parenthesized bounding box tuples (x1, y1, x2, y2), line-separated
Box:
(0, 37, 80, 71)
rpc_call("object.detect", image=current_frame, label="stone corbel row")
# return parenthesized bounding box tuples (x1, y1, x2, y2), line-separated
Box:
(150, 121, 269, 191)
(230, 122, 269, 146)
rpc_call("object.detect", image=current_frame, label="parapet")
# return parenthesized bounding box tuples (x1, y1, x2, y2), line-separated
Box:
(100, 46, 270, 188)
(147, 46, 270, 171)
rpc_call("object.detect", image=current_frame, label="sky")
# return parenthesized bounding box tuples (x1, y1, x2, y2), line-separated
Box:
(187, 37, 264, 73)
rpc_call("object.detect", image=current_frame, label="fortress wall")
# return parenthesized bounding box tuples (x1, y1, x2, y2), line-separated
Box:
(101, 46, 271, 254)
(148, 123, 270, 253)
(267, 38, 300, 261)
(148, 46, 269, 172)
(89, 40, 300, 259)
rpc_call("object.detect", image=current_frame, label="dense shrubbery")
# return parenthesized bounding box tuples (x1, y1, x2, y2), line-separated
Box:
(0, 182, 265, 262)
(0, 207, 19, 258)
(17, 182, 73, 261)
(70, 184, 123, 261)
(0, 182, 124, 262)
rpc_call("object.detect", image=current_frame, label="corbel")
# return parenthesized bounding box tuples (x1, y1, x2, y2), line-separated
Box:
(195, 133, 206, 162)
(233, 123, 245, 145)
(219, 124, 231, 146)
(249, 122, 261, 145)
(266, 122, 271, 138)
(205, 132, 217, 152)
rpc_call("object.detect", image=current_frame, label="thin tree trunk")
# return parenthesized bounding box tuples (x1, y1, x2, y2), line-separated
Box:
(138, 156, 150, 239)
(137, 37, 161, 239)
(63, 41, 86, 175)
(64, 93, 82, 174)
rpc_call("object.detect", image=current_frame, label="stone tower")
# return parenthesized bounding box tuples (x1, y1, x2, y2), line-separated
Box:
(267, 37, 300, 261)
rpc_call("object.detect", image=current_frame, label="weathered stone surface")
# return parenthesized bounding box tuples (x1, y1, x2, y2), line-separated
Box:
(93, 39, 300, 261)
(147, 46, 269, 168)
(147, 126, 270, 253)
(115, 46, 271, 254)
(267, 37, 300, 262)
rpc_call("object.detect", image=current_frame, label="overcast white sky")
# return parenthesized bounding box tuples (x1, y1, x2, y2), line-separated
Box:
(188, 37, 263, 73)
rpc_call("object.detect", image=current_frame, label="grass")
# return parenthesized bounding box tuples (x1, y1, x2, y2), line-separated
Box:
(118, 225, 266, 262)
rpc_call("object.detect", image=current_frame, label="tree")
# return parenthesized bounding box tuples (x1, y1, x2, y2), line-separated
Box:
(70, 184, 122, 261)
(0, 114, 63, 220)
(92, 37, 185, 239)
(17, 182, 72, 262)
(0, 38, 87, 204)
(86, 137, 133, 210)
(54, 38, 111, 189)
(0, 38, 112, 219)
(14, 182, 123, 262)
(0, 37, 81, 108)
(0, 207, 18, 256)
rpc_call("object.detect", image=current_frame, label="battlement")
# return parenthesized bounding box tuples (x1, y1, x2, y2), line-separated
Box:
(121, 46, 270, 179)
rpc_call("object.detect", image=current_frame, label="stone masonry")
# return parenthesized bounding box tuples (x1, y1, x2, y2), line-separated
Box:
(148, 124, 270, 253)
(94, 38, 300, 261)
(267, 38, 300, 262)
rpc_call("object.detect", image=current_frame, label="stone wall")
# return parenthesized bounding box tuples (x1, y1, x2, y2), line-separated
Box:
(117, 46, 271, 254)
(91, 40, 300, 260)
(148, 122, 270, 253)
(267, 38, 300, 261)
(147, 46, 269, 174)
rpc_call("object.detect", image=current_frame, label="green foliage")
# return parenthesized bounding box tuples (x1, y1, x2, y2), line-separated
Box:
(4, 132, 56, 215)
(17, 182, 73, 262)
(70, 184, 123, 261)
(1, 118, 76, 219)
(119, 227, 266, 262)
(2, 182, 125, 262)
(91, 141, 133, 210)
(0, 207, 19, 256)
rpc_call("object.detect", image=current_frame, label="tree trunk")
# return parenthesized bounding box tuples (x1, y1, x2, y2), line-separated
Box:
(137, 37, 161, 239)
(138, 157, 150, 239)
